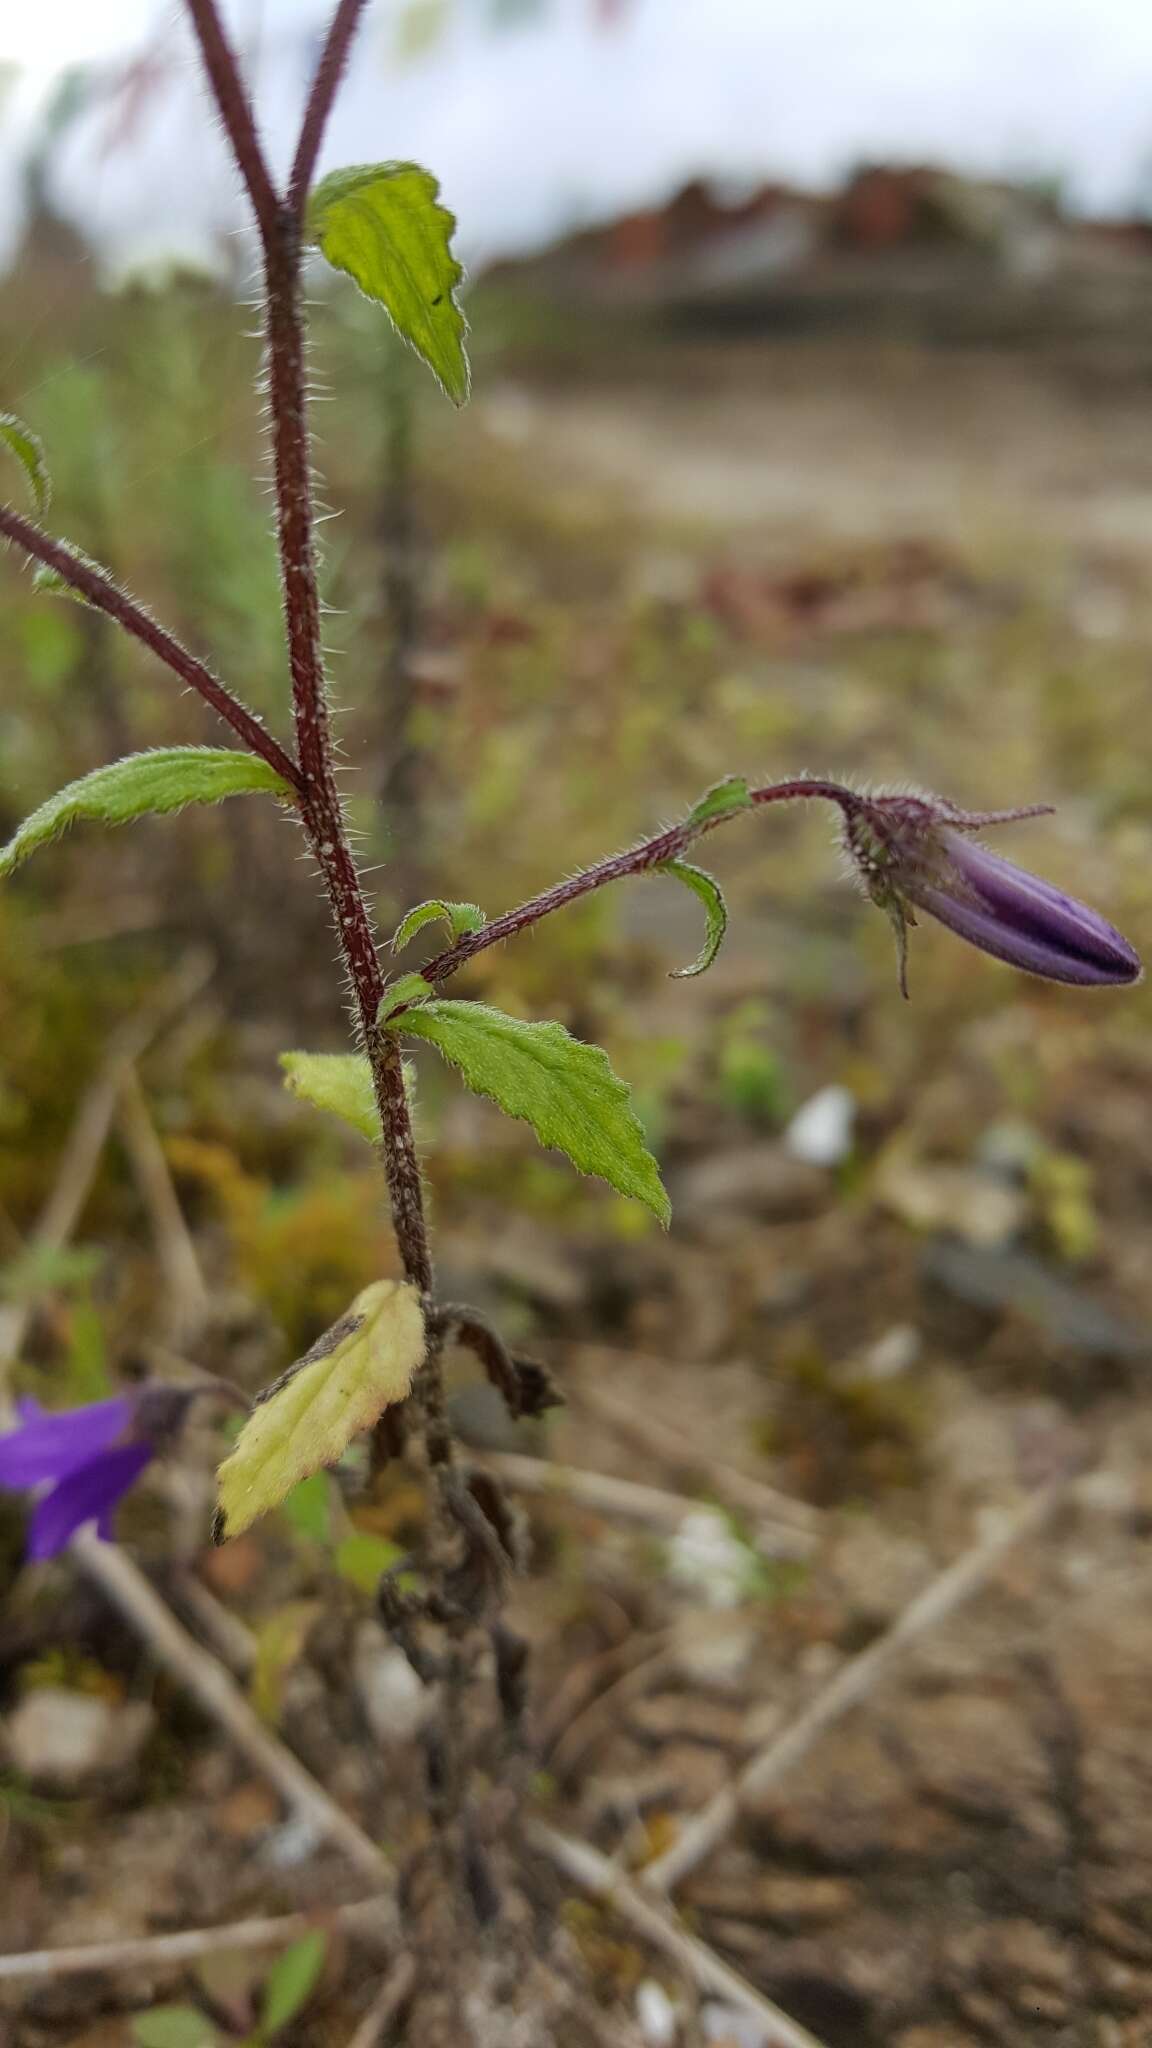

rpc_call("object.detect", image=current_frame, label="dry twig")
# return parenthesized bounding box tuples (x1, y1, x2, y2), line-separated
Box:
(344, 1954, 417, 2048)
(0, 1896, 391, 1981)
(547, 1647, 675, 1781)
(535, 1630, 670, 1756)
(0, 955, 212, 1376)
(476, 1449, 814, 1558)
(530, 1822, 829, 2048)
(642, 1476, 1072, 1893)
(118, 1064, 212, 1340)
(571, 1365, 823, 1535)
(73, 1531, 391, 1888)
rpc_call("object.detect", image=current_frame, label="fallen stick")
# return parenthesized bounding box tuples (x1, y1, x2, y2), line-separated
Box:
(344, 1954, 417, 2048)
(476, 1449, 814, 1558)
(74, 1532, 391, 1888)
(0, 954, 212, 1375)
(118, 1063, 212, 1340)
(641, 1475, 1071, 1894)
(0, 1896, 392, 1981)
(530, 1822, 829, 2048)
(571, 1363, 823, 1535)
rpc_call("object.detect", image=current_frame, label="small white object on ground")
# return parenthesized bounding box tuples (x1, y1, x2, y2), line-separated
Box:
(636, 1978, 679, 2046)
(701, 2003, 774, 2047)
(3, 1688, 153, 1789)
(352, 1626, 431, 1746)
(784, 1085, 855, 1167)
(668, 1509, 756, 1609)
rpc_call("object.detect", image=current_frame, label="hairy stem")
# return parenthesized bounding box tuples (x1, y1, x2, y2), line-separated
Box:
(184, 0, 280, 252)
(259, 214, 433, 1300)
(0, 504, 302, 790)
(416, 777, 859, 988)
(288, 0, 374, 219)
(184, 1, 436, 1323)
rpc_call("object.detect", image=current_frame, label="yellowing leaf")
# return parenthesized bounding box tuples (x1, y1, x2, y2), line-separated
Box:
(215, 1281, 425, 1540)
(279, 1050, 380, 1142)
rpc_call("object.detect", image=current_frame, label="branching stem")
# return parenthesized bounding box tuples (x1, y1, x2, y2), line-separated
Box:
(185, 2, 436, 1327)
(416, 777, 860, 989)
(0, 504, 301, 790)
(289, 0, 374, 218)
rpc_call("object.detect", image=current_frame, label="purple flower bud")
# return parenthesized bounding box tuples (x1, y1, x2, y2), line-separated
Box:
(841, 790, 1141, 996)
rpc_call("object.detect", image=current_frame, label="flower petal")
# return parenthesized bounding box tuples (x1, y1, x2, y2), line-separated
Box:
(0, 1397, 134, 1488)
(916, 834, 1142, 987)
(25, 1442, 152, 1561)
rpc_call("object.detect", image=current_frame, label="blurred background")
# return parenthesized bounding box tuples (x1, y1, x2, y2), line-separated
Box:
(3, 4, 1152, 2045)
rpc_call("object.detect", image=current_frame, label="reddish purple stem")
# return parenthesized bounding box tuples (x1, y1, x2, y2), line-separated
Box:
(416, 778, 858, 988)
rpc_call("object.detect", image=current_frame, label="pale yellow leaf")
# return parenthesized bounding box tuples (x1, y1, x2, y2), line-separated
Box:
(215, 1280, 425, 1540)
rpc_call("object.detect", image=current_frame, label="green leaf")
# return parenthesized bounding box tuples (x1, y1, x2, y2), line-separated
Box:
(31, 540, 106, 605)
(0, 749, 294, 879)
(307, 162, 469, 404)
(0, 1243, 103, 1303)
(131, 2009, 217, 2048)
(385, 1001, 669, 1224)
(215, 1281, 426, 1540)
(250, 1600, 320, 1726)
(391, 898, 486, 951)
(659, 860, 728, 978)
(378, 972, 433, 1021)
(685, 775, 752, 830)
(279, 1051, 380, 1143)
(279, 1471, 332, 1543)
(392, 0, 451, 63)
(260, 1932, 327, 2036)
(0, 411, 50, 517)
(335, 1529, 404, 1593)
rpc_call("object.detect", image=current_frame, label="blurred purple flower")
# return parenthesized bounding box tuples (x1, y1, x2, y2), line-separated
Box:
(0, 1392, 166, 1560)
(841, 791, 1141, 997)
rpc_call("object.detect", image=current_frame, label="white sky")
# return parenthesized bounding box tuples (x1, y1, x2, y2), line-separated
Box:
(5, 0, 1152, 271)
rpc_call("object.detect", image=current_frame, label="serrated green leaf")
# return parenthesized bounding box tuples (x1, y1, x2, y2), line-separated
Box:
(659, 859, 728, 978)
(279, 1051, 380, 1143)
(335, 1529, 404, 1593)
(0, 749, 294, 880)
(131, 2009, 217, 2048)
(685, 775, 752, 830)
(307, 162, 469, 404)
(260, 1931, 327, 2036)
(391, 897, 486, 951)
(215, 1280, 426, 1540)
(31, 540, 106, 605)
(0, 411, 50, 517)
(385, 1000, 669, 1224)
(378, 971, 433, 1021)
